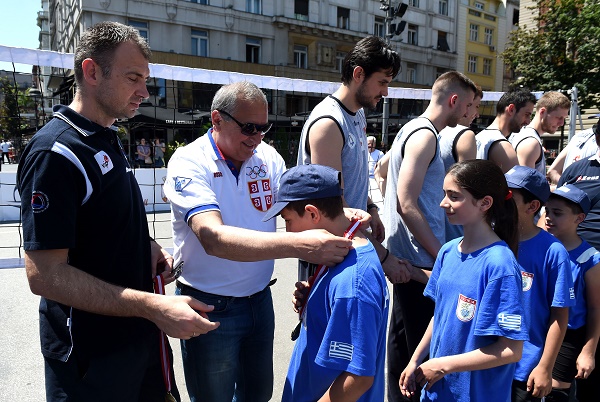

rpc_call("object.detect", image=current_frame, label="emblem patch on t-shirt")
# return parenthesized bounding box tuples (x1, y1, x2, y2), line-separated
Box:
(329, 341, 354, 361)
(31, 191, 49, 213)
(94, 151, 113, 175)
(173, 177, 192, 192)
(248, 179, 272, 212)
(456, 294, 477, 322)
(347, 133, 356, 149)
(521, 271, 534, 291)
(498, 312, 522, 331)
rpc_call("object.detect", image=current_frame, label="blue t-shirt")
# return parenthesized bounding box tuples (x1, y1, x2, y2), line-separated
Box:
(283, 241, 389, 402)
(567, 241, 600, 329)
(423, 238, 528, 402)
(514, 230, 575, 381)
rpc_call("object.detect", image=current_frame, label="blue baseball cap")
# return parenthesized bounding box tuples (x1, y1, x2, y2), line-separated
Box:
(504, 165, 550, 203)
(262, 164, 343, 222)
(551, 184, 591, 214)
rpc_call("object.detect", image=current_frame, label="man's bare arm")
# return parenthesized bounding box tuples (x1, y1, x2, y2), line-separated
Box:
(25, 248, 219, 339)
(488, 141, 519, 173)
(515, 137, 543, 169)
(455, 130, 477, 162)
(190, 210, 352, 267)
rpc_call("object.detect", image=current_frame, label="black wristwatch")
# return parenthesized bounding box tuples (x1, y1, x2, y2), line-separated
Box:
(367, 203, 379, 212)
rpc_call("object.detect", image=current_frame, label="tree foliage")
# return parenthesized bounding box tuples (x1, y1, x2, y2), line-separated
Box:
(502, 0, 600, 110)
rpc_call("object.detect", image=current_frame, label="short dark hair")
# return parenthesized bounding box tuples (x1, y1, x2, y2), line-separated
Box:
(285, 197, 344, 220)
(496, 89, 536, 115)
(548, 193, 585, 215)
(432, 71, 478, 101)
(74, 21, 151, 87)
(341, 36, 401, 85)
(512, 188, 543, 215)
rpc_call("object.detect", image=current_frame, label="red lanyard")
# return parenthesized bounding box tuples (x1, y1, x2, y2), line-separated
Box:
(152, 274, 175, 400)
(299, 219, 362, 321)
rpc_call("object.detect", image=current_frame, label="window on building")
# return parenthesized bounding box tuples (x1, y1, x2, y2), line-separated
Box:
(468, 55, 478, 73)
(336, 52, 346, 73)
(295, 0, 309, 21)
(469, 24, 479, 42)
(337, 7, 350, 29)
(408, 24, 418, 45)
(437, 31, 450, 51)
(246, 0, 261, 14)
(128, 19, 148, 40)
(474, 2, 484, 10)
(246, 37, 261, 63)
(374, 17, 385, 37)
(294, 45, 308, 69)
(407, 63, 417, 84)
(484, 27, 493, 45)
(191, 29, 208, 57)
(409, 0, 419, 7)
(483, 58, 492, 75)
(436, 67, 449, 78)
(186, 0, 208, 4)
(439, 0, 448, 16)
(513, 9, 520, 25)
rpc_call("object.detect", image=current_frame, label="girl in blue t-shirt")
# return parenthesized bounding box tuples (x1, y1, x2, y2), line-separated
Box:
(400, 160, 529, 402)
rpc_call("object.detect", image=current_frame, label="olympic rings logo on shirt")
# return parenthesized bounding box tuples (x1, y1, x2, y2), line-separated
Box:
(246, 164, 268, 179)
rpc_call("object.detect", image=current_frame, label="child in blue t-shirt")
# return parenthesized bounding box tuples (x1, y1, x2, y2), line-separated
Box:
(400, 160, 528, 402)
(263, 164, 389, 402)
(504, 166, 575, 402)
(543, 184, 600, 402)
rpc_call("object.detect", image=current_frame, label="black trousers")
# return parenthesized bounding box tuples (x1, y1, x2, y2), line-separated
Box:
(44, 331, 180, 402)
(387, 278, 434, 402)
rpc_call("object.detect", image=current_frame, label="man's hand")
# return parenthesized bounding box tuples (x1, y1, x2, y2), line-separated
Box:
(294, 229, 352, 266)
(344, 207, 372, 231)
(149, 294, 220, 339)
(575, 352, 596, 379)
(292, 280, 310, 313)
(150, 240, 175, 283)
(369, 211, 385, 243)
(382, 254, 410, 283)
(415, 358, 447, 390)
(400, 361, 419, 398)
(526, 365, 552, 398)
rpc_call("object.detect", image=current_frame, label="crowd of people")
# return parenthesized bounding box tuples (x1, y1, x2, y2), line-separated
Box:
(16, 21, 600, 402)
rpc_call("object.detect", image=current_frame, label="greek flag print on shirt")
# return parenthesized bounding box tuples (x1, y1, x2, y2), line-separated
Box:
(498, 312, 522, 331)
(329, 341, 354, 361)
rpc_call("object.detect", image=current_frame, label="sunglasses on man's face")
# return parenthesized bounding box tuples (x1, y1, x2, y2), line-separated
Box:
(218, 110, 272, 136)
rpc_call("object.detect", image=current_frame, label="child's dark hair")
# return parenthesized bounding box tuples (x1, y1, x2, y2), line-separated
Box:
(511, 188, 544, 215)
(548, 193, 585, 215)
(447, 160, 519, 256)
(285, 197, 344, 219)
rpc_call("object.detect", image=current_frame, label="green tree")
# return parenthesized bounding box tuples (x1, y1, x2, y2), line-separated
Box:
(502, 0, 600, 110)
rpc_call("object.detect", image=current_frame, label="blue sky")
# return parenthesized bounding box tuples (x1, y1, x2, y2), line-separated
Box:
(0, 0, 45, 73)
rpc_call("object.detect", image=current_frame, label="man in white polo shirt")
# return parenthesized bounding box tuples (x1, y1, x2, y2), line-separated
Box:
(164, 81, 354, 402)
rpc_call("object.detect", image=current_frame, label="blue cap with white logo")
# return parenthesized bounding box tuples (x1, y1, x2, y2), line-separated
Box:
(552, 184, 591, 215)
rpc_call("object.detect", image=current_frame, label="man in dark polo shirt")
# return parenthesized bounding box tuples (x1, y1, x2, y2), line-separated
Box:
(557, 119, 600, 401)
(17, 22, 218, 402)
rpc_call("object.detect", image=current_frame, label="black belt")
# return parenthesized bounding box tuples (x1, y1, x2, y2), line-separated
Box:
(176, 278, 277, 299)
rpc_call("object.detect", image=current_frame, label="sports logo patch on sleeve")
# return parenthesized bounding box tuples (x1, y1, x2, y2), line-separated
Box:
(329, 341, 354, 361)
(456, 294, 477, 322)
(94, 151, 113, 175)
(31, 191, 49, 213)
(173, 177, 192, 192)
(498, 313, 522, 331)
(521, 271, 534, 291)
(248, 179, 273, 212)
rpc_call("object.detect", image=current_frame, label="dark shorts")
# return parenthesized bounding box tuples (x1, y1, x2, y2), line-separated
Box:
(553, 325, 587, 383)
(512, 379, 542, 402)
(44, 331, 179, 402)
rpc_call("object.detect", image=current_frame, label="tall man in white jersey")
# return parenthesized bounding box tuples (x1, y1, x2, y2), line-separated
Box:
(297, 36, 409, 284)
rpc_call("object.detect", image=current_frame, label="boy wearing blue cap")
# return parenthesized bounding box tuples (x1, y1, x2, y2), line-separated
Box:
(263, 164, 389, 402)
(543, 185, 600, 402)
(504, 166, 575, 402)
